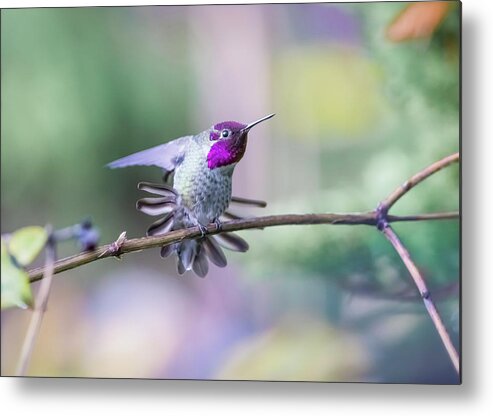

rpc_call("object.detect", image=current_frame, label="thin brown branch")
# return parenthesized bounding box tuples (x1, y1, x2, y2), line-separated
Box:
(376, 152, 460, 374)
(387, 211, 459, 222)
(16, 231, 56, 376)
(27, 211, 458, 283)
(380, 224, 460, 374)
(380, 152, 459, 213)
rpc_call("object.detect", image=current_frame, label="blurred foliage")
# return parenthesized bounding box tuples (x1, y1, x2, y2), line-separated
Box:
(246, 2, 460, 382)
(255, 1, 459, 292)
(1, 3, 459, 383)
(1, 7, 192, 239)
(7, 226, 48, 267)
(275, 46, 387, 139)
(1, 240, 33, 309)
(1, 226, 48, 309)
(386, 1, 452, 42)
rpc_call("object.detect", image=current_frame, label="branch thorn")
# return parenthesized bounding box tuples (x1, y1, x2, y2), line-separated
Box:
(99, 231, 127, 259)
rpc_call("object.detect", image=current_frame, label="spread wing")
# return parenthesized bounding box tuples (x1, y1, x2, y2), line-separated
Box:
(106, 136, 191, 175)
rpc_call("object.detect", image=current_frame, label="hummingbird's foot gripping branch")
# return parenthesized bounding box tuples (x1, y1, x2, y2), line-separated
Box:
(213, 218, 223, 232)
(198, 223, 209, 237)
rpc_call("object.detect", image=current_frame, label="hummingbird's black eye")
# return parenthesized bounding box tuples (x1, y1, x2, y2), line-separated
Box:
(221, 129, 230, 138)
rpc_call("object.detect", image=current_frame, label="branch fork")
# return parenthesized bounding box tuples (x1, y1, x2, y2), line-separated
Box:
(375, 152, 460, 375)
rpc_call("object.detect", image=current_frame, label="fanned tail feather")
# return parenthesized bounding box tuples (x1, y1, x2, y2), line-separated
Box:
(176, 234, 247, 277)
(135, 182, 179, 236)
(137, 181, 177, 197)
(146, 213, 175, 236)
(136, 197, 177, 216)
(177, 240, 196, 275)
(214, 232, 249, 252)
(135, 181, 260, 277)
(222, 196, 266, 229)
(202, 236, 227, 268)
(160, 243, 177, 258)
(192, 244, 209, 278)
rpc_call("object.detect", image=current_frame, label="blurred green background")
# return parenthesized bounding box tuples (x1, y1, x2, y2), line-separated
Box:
(1, 2, 460, 383)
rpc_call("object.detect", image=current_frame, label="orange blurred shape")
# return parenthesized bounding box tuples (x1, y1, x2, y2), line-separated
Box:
(386, 1, 450, 42)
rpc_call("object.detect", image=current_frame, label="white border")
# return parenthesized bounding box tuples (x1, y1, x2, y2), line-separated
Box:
(2, 0, 492, 415)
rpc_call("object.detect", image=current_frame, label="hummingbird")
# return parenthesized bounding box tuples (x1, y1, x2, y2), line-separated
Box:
(107, 113, 275, 277)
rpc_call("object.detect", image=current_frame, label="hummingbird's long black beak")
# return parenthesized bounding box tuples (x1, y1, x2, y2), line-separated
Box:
(242, 113, 275, 132)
